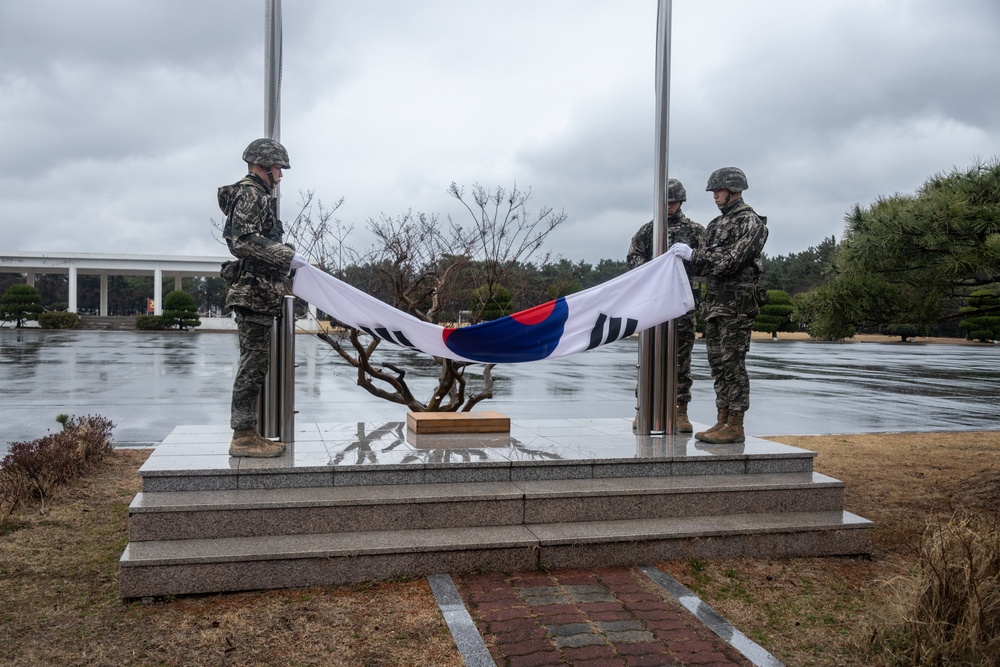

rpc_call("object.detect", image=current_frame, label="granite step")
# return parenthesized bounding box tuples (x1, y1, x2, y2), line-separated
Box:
(119, 510, 873, 599)
(128, 472, 846, 541)
(136, 449, 818, 493)
(77, 315, 137, 330)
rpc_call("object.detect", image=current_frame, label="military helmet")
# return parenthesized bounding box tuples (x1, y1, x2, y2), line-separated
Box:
(667, 178, 687, 203)
(242, 138, 291, 169)
(705, 167, 747, 192)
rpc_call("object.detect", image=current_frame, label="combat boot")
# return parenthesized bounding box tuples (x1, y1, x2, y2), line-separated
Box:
(675, 403, 693, 433)
(229, 429, 285, 458)
(695, 408, 729, 441)
(697, 410, 745, 444)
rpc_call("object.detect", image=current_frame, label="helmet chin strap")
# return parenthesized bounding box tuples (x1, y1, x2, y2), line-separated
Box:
(248, 163, 276, 190)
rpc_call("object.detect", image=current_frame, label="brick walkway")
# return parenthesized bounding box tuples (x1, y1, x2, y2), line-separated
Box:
(454, 567, 756, 667)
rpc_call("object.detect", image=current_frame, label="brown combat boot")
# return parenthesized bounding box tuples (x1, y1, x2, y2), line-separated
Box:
(229, 430, 285, 458)
(695, 408, 729, 441)
(675, 403, 693, 433)
(697, 410, 745, 444)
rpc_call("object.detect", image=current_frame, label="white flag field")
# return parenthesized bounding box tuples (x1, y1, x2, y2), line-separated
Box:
(291, 245, 695, 365)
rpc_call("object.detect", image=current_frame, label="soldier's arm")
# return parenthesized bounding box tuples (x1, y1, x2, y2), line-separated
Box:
(691, 223, 707, 251)
(714, 214, 767, 276)
(692, 214, 767, 277)
(227, 189, 294, 273)
(684, 224, 708, 277)
(626, 221, 652, 269)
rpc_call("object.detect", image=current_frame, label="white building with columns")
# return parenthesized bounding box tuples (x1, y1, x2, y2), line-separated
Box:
(0, 251, 231, 316)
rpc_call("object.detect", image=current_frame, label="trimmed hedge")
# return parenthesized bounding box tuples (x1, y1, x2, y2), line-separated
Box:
(38, 311, 81, 329)
(135, 314, 166, 330)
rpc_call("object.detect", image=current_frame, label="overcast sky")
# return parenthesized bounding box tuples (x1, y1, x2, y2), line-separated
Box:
(3, 1, 999, 266)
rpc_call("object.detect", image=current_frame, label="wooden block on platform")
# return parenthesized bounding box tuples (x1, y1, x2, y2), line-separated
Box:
(406, 411, 511, 434)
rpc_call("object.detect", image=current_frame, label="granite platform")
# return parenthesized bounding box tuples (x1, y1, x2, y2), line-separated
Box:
(133, 418, 820, 491)
(119, 418, 873, 599)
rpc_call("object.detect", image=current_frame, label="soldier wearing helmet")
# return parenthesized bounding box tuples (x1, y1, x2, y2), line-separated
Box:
(627, 178, 706, 432)
(687, 167, 768, 444)
(219, 138, 308, 457)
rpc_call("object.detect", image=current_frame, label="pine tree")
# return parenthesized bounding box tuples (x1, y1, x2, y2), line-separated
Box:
(161, 290, 201, 330)
(0, 283, 44, 328)
(753, 290, 797, 338)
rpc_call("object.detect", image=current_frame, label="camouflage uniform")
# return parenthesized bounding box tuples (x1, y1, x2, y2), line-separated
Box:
(690, 198, 768, 414)
(219, 171, 294, 432)
(627, 210, 705, 404)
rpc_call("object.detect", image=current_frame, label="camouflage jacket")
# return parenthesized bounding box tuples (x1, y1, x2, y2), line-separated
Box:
(690, 199, 768, 320)
(219, 173, 294, 318)
(626, 211, 706, 277)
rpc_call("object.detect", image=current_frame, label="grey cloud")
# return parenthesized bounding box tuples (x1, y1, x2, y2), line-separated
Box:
(3, 0, 1000, 267)
(0, 1, 259, 73)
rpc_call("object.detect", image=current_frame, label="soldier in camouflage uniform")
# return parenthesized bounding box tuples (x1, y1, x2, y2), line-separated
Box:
(688, 167, 768, 444)
(627, 178, 705, 432)
(219, 138, 308, 457)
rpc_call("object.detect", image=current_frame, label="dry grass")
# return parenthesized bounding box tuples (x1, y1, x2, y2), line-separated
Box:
(2, 432, 998, 666)
(869, 511, 1000, 665)
(0, 450, 461, 667)
(659, 431, 1000, 666)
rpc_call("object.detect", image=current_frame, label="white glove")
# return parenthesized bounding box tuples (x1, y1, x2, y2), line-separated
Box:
(670, 242, 692, 261)
(290, 253, 309, 269)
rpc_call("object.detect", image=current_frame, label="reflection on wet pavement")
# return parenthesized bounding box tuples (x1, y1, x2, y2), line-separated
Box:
(138, 418, 801, 474)
(1, 329, 998, 452)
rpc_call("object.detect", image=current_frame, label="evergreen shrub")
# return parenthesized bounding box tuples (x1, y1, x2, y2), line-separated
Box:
(38, 311, 80, 329)
(162, 290, 201, 330)
(135, 314, 166, 330)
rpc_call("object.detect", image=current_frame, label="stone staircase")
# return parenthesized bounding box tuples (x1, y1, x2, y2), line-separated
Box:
(118, 420, 873, 599)
(77, 315, 137, 331)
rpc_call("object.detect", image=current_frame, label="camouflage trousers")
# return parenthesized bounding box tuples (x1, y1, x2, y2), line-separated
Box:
(703, 314, 754, 412)
(635, 311, 697, 407)
(230, 312, 274, 431)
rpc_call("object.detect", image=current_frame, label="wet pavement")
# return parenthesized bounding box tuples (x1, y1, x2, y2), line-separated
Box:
(2, 328, 998, 453)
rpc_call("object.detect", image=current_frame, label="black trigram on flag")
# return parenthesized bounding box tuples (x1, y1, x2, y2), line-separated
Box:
(587, 313, 639, 350)
(359, 325, 416, 349)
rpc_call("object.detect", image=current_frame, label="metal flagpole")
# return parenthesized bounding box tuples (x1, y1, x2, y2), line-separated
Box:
(279, 295, 296, 439)
(637, 0, 677, 435)
(260, 0, 295, 442)
(261, 317, 280, 438)
(265, 0, 282, 146)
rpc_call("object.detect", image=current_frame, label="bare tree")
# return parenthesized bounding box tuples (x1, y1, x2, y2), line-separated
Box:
(313, 183, 567, 413)
(318, 209, 484, 412)
(210, 188, 348, 270)
(448, 182, 565, 321)
(284, 190, 350, 275)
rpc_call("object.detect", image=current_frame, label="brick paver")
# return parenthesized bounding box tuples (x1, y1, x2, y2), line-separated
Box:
(454, 567, 755, 667)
